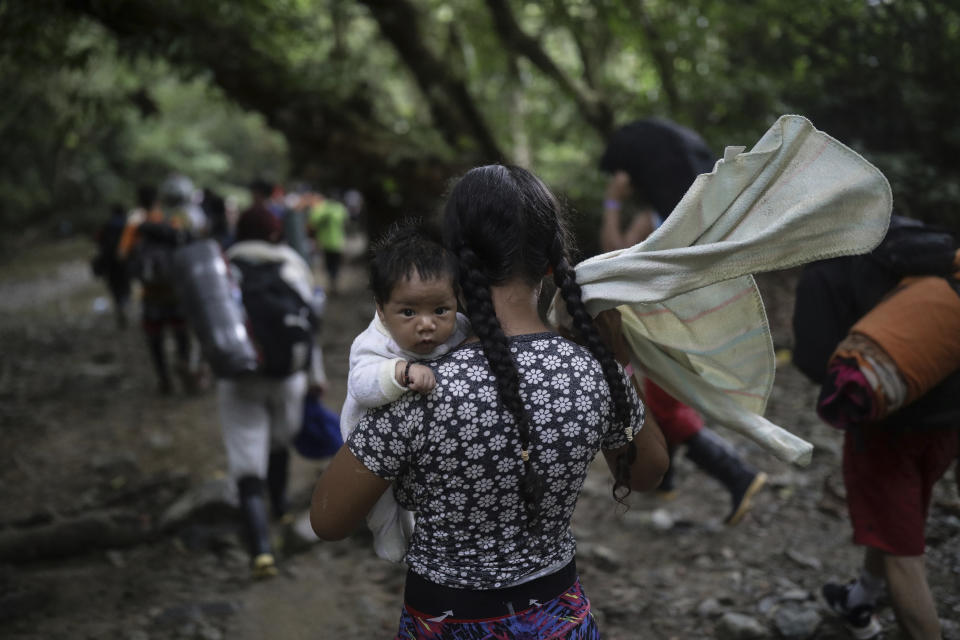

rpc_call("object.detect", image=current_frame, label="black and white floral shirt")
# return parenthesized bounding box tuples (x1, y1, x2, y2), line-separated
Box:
(347, 332, 644, 589)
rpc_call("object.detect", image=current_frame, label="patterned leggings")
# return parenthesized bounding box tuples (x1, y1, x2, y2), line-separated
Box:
(394, 578, 600, 640)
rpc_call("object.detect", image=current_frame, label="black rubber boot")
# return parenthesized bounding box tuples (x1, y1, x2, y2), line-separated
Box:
(656, 445, 678, 498)
(684, 428, 767, 525)
(266, 449, 290, 520)
(237, 476, 277, 578)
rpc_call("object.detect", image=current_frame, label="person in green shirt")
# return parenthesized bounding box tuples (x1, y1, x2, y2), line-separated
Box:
(307, 192, 348, 292)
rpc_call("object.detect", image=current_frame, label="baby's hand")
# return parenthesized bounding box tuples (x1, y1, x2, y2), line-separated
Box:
(406, 364, 436, 393)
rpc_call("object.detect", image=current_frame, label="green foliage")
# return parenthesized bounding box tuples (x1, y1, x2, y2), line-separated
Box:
(127, 66, 288, 191)
(0, 9, 286, 233)
(2, 0, 958, 237)
(679, 0, 960, 228)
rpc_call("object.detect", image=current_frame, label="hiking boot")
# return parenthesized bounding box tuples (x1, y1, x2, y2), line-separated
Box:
(656, 446, 678, 500)
(726, 471, 767, 526)
(251, 553, 278, 580)
(684, 429, 767, 525)
(266, 449, 290, 520)
(822, 581, 882, 639)
(238, 476, 274, 559)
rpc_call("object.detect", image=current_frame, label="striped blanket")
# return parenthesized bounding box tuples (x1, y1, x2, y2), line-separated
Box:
(549, 115, 892, 465)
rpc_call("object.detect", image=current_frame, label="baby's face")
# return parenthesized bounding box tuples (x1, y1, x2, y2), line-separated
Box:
(377, 273, 458, 355)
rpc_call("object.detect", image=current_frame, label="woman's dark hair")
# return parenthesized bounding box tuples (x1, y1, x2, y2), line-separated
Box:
(443, 164, 637, 525)
(369, 218, 458, 306)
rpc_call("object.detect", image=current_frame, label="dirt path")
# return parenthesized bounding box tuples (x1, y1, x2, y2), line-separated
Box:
(1, 238, 958, 640)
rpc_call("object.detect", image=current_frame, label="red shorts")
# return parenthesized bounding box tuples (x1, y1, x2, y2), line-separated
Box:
(643, 379, 704, 447)
(843, 427, 958, 556)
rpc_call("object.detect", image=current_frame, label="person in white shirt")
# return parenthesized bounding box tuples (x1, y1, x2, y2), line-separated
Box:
(218, 205, 327, 579)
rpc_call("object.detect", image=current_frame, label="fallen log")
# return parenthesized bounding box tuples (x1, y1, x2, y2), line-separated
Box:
(0, 509, 156, 563)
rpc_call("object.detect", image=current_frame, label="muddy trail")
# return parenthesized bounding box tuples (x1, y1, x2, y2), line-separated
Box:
(1, 236, 958, 640)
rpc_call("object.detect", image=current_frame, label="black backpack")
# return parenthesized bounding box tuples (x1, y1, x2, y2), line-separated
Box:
(133, 221, 190, 287)
(233, 259, 316, 378)
(793, 216, 958, 384)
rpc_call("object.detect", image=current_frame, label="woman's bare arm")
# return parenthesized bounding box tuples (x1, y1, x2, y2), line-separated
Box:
(603, 397, 668, 491)
(310, 445, 391, 540)
(622, 210, 656, 248)
(593, 308, 669, 490)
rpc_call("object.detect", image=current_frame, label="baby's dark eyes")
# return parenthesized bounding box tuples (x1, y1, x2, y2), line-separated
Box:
(401, 309, 415, 317)
(435, 307, 449, 315)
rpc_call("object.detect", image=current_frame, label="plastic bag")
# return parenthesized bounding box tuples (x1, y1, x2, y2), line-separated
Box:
(294, 396, 343, 459)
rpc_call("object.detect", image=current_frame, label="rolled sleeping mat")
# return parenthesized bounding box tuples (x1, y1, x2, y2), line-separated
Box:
(818, 275, 960, 429)
(172, 239, 258, 377)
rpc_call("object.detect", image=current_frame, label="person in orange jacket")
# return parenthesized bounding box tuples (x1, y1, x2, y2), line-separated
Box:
(118, 183, 198, 394)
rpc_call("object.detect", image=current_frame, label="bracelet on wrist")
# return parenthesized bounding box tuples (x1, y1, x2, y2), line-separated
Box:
(604, 199, 623, 211)
(403, 360, 414, 386)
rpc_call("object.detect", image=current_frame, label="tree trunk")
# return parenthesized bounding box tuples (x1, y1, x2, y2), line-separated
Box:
(484, 0, 613, 137)
(631, 1, 680, 112)
(65, 0, 470, 236)
(358, 0, 504, 162)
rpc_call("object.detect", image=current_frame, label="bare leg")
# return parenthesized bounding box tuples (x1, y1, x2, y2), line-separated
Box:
(881, 552, 941, 640)
(146, 331, 172, 394)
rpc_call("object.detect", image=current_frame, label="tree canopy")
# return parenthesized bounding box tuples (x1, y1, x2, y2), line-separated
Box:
(2, 0, 957, 242)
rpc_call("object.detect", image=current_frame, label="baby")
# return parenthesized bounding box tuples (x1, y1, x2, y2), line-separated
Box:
(341, 219, 470, 562)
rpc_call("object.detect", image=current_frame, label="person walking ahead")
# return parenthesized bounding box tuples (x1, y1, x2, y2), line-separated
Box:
(220, 206, 326, 579)
(307, 192, 348, 293)
(599, 118, 767, 524)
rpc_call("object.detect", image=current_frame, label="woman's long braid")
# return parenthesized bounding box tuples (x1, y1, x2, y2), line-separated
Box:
(457, 246, 545, 525)
(548, 231, 638, 500)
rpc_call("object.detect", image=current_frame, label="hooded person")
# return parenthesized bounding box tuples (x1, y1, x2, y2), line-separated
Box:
(598, 117, 766, 525)
(599, 118, 715, 220)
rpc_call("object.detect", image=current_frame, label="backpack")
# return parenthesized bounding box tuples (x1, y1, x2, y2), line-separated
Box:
(133, 221, 188, 287)
(233, 259, 316, 378)
(793, 216, 958, 384)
